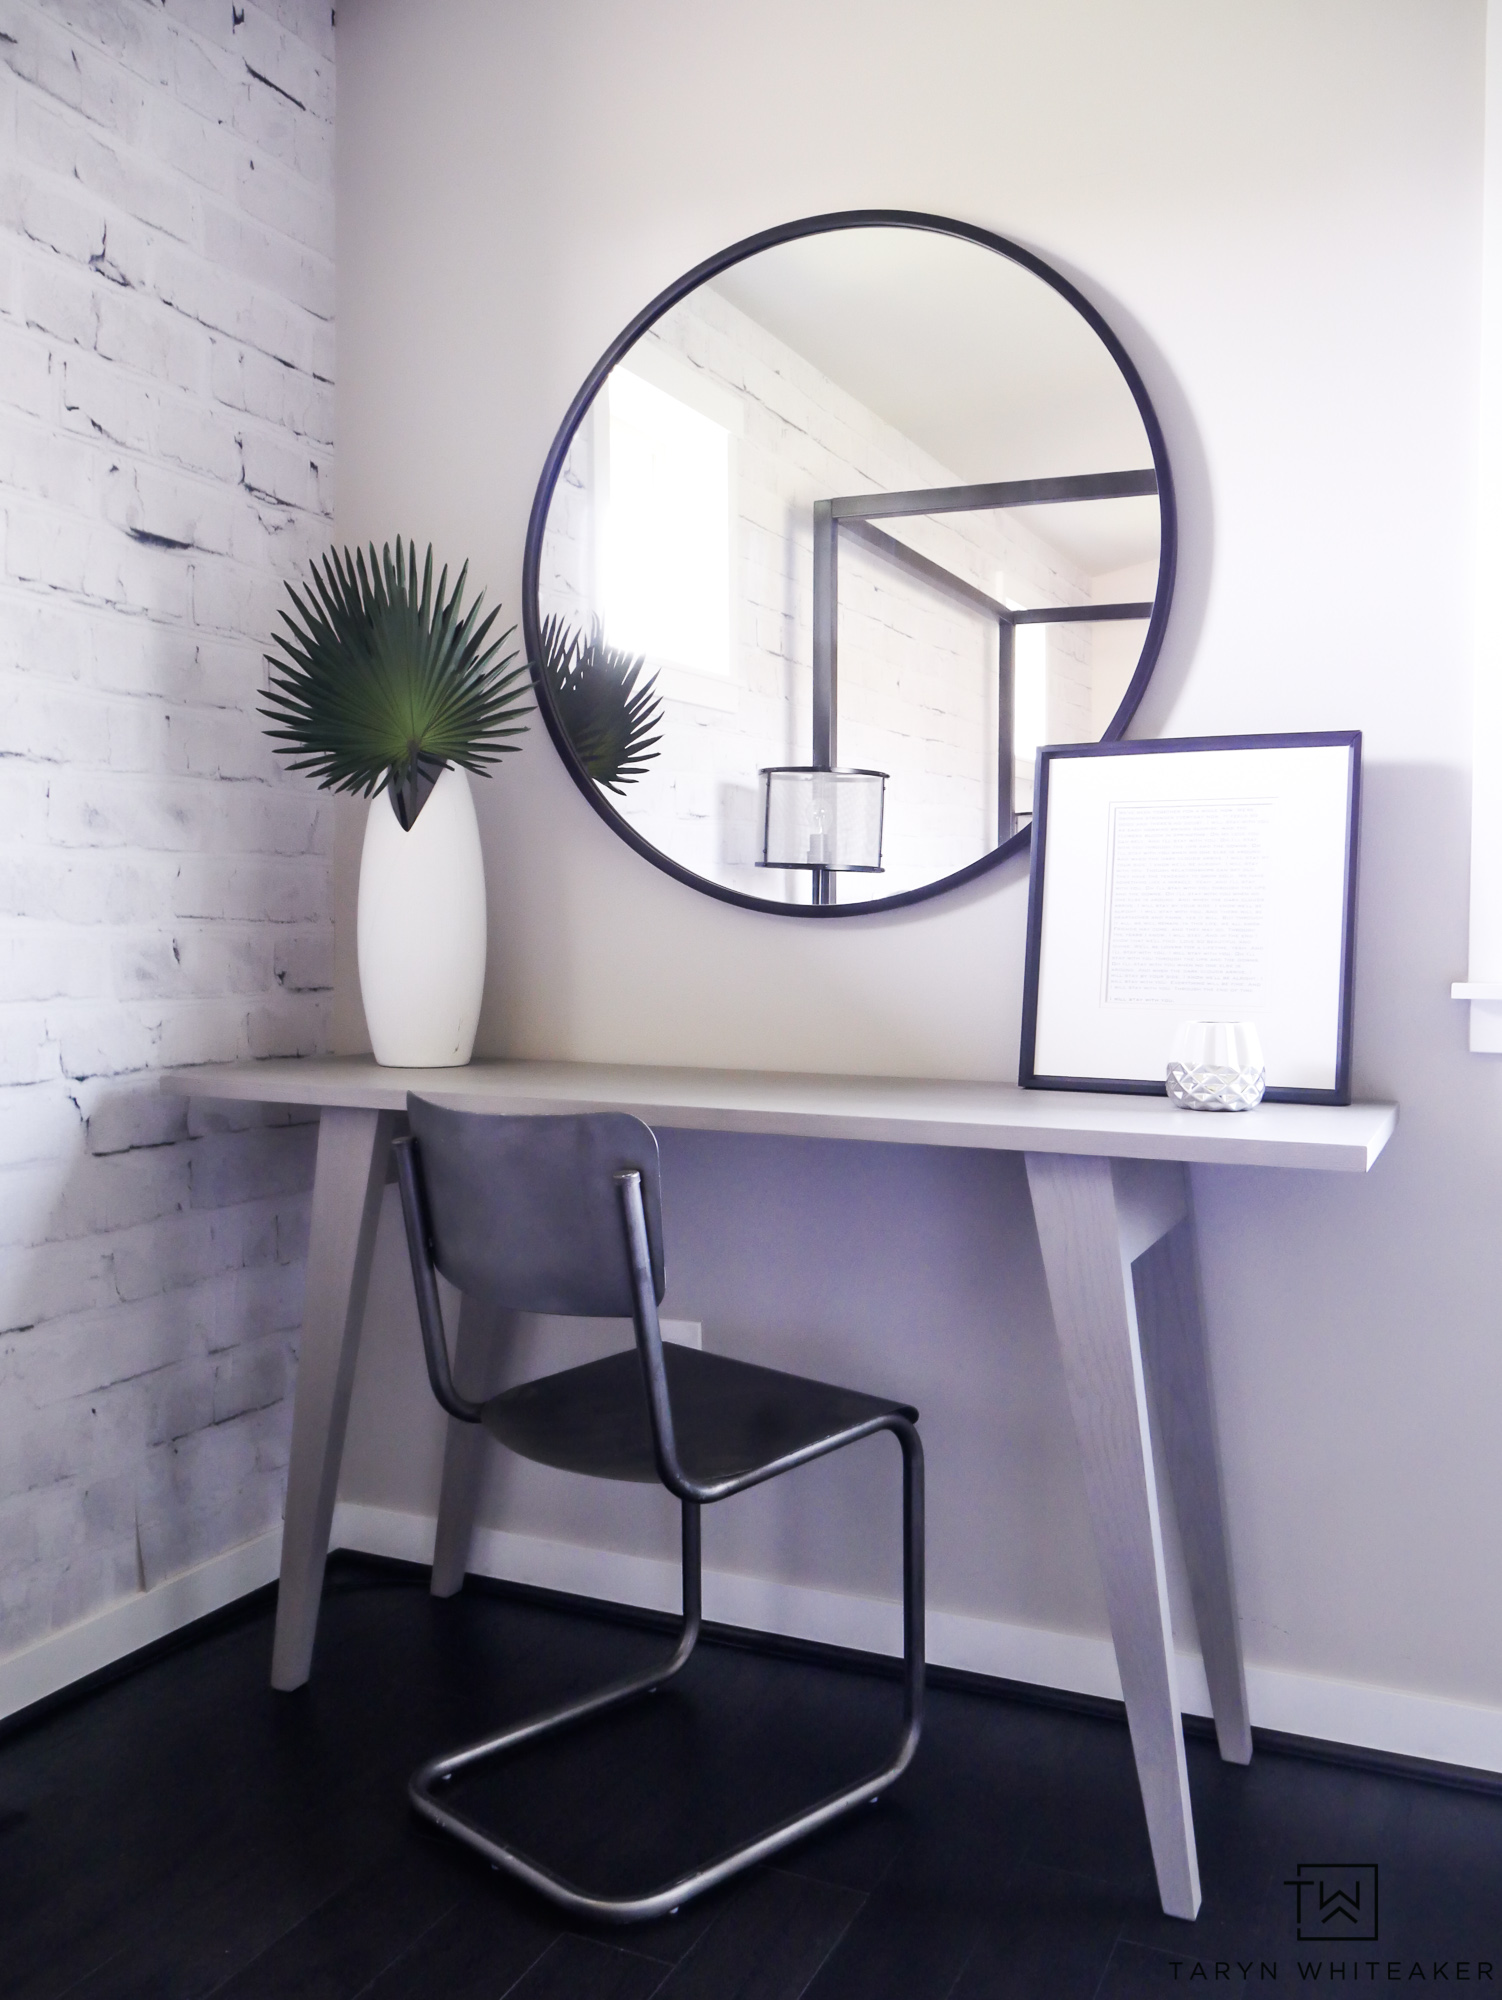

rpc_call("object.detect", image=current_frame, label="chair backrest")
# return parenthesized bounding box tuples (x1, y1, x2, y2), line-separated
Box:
(404, 1096, 665, 1315)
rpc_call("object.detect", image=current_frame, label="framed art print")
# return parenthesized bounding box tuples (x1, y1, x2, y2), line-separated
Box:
(1019, 732, 1361, 1104)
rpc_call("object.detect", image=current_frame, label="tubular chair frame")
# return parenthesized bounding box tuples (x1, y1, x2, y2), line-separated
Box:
(395, 1132, 925, 1925)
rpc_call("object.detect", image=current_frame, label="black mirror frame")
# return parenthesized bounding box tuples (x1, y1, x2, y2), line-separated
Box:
(521, 208, 1177, 920)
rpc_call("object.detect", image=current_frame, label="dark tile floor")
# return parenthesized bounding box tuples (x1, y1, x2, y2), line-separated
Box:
(3, 1558, 1500, 1998)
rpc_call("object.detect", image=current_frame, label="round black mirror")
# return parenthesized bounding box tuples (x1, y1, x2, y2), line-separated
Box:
(523, 210, 1175, 917)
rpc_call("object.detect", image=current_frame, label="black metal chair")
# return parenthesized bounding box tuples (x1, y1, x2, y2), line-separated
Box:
(394, 1094, 924, 1923)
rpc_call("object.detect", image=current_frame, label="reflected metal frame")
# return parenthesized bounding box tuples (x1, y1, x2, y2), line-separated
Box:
(521, 208, 1178, 919)
(818, 484, 1157, 856)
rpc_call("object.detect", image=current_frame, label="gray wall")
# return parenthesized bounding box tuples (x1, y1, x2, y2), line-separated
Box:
(332, 0, 1502, 1737)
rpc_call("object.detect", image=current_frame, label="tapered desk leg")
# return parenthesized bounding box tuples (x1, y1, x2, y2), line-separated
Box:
(1025, 1151, 1201, 1921)
(271, 1106, 397, 1691)
(1134, 1207, 1252, 1765)
(430, 1300, 513, 1598)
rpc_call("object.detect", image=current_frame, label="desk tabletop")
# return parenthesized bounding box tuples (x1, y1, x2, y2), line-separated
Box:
(163, 1057, 1397, 1173)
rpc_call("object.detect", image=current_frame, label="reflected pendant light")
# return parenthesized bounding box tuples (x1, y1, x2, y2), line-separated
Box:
(759, 767, 887, 873)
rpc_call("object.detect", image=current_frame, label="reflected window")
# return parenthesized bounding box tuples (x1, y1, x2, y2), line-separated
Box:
(600, 366, 731, 679)
(1010, 616, 1048, 822)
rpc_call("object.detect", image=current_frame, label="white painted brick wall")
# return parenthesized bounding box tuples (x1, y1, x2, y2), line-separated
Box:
(0, 0, 334, 1663)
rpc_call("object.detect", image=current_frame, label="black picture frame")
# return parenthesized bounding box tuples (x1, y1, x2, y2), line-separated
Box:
(1019, 732, 1362, 1104)
(521, 208, 1178, 919)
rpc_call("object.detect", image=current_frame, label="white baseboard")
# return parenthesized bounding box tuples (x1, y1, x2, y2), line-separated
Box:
(330, 1501, 1502, 1778)
(8, 1505, 1502, 1786)
(0, 1526, 283, 1726)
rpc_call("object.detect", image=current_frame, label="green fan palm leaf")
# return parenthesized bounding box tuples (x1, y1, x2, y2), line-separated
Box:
(262, 539, 531, 827)
(535, 615, 663, 794)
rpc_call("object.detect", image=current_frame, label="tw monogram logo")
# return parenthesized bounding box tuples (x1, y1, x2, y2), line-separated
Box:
(1284, 1863, 1379, 1943)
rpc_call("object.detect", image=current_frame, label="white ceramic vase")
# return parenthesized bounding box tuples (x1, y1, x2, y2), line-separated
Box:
(357, 765, 486, 1067)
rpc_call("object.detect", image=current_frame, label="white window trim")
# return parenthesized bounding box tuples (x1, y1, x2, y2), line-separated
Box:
(1457, 0, 1502, 1050)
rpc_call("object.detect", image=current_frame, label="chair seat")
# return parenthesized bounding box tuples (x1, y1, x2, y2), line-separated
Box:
(483, 1344, 917, 1486)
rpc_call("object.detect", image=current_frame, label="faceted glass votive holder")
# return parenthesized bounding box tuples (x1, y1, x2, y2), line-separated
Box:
(1165, 1020, 1266, 1113)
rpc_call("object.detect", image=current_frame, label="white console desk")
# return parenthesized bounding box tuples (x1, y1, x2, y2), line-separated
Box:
(166, 1056, 1396, 1922)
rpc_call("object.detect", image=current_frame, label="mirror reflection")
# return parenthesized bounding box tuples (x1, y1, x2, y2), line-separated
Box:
(532, 221, 1170, 911)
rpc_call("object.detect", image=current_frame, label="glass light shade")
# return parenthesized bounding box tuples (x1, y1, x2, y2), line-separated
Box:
(759, 767, 887, 872)
(1165, 1020, 1266, 1112)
